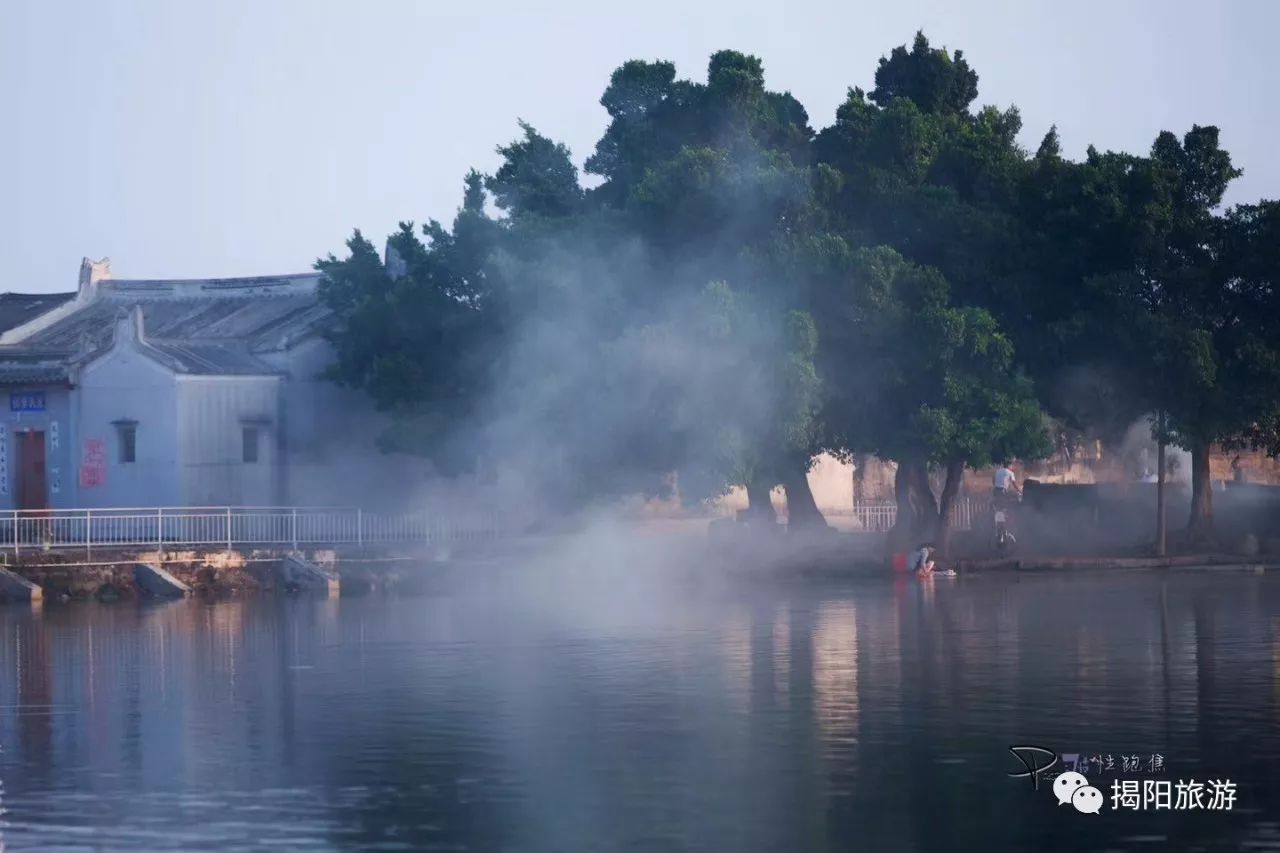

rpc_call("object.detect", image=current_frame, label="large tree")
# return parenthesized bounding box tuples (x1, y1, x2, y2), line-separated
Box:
(316, 170, 501, 475)
(814, 36, 1160, 452)
(1020, 126, 1280, 541)
(815, 246, 1047, 550)
(1079, 127, 1280, 540)
(582, 49, 834, 522)
(622, 281, 824, 526)
(316, 38, 1280, 551)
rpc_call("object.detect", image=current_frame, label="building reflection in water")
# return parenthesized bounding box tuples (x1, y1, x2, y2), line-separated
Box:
(772, 606, 789, 700)
(720, 605, 753, 718)
(13, 609, 52, 787)
(3, 576, 1280, 851)
(811, 601, 859, 754)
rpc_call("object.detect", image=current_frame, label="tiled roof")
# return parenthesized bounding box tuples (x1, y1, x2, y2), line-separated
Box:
(142, 341, 284, 376)
(0, 349, 72, 385)
(13, 274, 331, 354)
(0, 271, 334, 378)
(0, 293, 76, 334)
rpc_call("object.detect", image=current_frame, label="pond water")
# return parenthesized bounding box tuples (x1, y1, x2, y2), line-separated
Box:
(2, 565, 1279, 852)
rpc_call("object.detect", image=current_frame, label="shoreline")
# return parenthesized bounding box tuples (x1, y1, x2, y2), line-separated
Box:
(1, 529, 1278, 604)
(954, 554, 1278, 573)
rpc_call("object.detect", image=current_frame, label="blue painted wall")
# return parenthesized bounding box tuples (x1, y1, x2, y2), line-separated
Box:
(0, 384, 75, 510)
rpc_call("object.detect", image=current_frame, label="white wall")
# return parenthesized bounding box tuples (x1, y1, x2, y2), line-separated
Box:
(176, 376, 281, 506)
(77, 344, 180, 507)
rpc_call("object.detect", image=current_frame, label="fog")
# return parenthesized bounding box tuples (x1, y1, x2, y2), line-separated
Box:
(405, 150, 814, 532)
(311, 48, 1280, 565)
(1119, 417, 1192, 484)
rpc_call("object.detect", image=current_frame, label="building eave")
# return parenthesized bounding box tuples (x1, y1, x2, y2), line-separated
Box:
(173, 373, 284, 381)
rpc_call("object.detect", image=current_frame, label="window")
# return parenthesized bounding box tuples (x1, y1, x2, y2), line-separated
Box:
(115, 421, 136, 463)
(242, 426, 260, 463)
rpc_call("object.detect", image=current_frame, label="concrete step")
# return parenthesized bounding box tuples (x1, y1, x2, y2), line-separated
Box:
(134, 562, 192, 599)
(0, 566, 42, 603)
(281, 553, 340, 595)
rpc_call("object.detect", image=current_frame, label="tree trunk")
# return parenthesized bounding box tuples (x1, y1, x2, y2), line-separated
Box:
(1187, 439, 1214, 541)
(933, 459, 965, 555)
(890, 463, 913, 552)
(891, 459, 937, 550)
(744, 478, 777, 526)
(909, 462, 940, 531)
(852, 452, 869, 501)
(783, 457, 829, 532)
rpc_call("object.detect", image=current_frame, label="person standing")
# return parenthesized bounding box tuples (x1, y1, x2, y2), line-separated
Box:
(992, 462, 1019, 503)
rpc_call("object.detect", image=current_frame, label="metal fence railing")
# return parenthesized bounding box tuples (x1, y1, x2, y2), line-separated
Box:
(829, 497, 991, 532)
(0, 506, 501, 557)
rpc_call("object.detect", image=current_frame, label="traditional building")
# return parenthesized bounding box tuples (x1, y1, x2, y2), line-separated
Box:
(0, 258, 431, 510)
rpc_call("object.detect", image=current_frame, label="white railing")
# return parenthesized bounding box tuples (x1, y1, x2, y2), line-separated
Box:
(830, 497, 991, 532)
(0, 506, 502, 557)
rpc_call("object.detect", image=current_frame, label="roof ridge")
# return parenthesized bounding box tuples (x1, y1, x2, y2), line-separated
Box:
(0, 274, 332, 362)
(107, 272, 318, 285)
(145, 336, 254, 342)
(99, 287, 317, 296)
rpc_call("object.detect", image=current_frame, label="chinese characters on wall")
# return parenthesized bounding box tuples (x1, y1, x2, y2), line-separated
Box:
(80, 438, 105, 488)
(9, 391, 44, 413)
(49, 420, 59, 494)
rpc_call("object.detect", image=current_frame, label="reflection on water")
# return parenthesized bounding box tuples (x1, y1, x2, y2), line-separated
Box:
(2, 571, 1280, 851)
(812, 602, 858, 750)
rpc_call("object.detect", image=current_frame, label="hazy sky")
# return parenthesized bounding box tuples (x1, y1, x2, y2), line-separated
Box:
(3, 0, 1277, 292)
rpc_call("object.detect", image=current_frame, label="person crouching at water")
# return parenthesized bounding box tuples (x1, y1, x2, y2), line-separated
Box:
(909, 543, 936, 576)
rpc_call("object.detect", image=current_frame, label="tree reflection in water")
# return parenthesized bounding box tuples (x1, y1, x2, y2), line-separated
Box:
(0, 573, 1279, 851)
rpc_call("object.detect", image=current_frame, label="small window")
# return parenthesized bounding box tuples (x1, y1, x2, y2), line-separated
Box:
(116, 423, 136, 464)
(242, 426, 260, 463)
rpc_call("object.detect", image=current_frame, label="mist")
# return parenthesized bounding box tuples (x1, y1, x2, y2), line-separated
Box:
(1118, 417, 1192, 484)
(312, 36, 1280, 566)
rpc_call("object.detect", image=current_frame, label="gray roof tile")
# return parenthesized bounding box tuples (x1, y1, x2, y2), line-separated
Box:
(0, 292, 76, 334)
(0, 349, 73, 385)
(142, 341, 284, 376)
(0, 272, 333, 377)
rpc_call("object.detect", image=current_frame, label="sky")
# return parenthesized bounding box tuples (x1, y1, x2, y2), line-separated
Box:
(2, 0, 1278, 293)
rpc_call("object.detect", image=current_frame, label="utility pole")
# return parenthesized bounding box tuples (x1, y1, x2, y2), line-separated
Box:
(1156, 411, 1167, 557)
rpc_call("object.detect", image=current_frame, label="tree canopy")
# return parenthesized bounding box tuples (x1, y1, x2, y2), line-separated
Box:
(317, 35, 1280, 546)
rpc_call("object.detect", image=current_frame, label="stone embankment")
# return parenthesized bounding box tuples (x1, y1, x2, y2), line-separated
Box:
(0, 543, 464, 603)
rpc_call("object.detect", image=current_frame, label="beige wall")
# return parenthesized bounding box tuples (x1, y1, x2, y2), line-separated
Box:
(714, 452, 879, 517)
(807, 453, 855, 511)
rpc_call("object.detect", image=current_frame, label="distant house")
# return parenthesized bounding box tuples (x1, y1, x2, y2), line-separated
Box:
(0, 257, 431, 510)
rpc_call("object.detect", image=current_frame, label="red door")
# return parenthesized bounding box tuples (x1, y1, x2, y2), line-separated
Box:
(17, 430, 47, 510)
